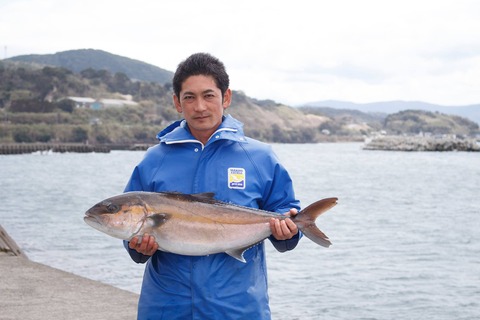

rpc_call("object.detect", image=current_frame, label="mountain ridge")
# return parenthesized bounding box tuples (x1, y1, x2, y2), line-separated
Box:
(302, 100, 480, 124)
(1, 49, 478, 145)
(6, 49, 479, 125)
(5, 49, 173, 84)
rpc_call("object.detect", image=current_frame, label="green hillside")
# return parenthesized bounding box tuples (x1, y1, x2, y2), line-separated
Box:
(384, 110, 478, 136)
(5, 49, 173, 84)
(0, 61, 332, 144)
(1, 51, 478, 146)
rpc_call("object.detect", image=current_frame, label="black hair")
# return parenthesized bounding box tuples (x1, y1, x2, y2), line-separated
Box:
(172, 53, 230, 98)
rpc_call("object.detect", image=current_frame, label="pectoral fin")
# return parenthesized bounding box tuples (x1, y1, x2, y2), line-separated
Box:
(146, 213, 169, 227)
(225, 248, 248, 263)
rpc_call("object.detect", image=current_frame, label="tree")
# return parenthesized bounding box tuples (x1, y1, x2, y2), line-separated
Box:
(71, 126, 88, 142)
(56, 99, 75, 113)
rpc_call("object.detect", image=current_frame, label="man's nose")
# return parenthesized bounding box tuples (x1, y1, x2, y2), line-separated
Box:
(193, 98, 207, 112)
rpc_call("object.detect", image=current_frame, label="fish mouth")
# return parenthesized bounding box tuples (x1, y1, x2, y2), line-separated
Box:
(83, 210, 145, 240)
(83, 214, 102, 228)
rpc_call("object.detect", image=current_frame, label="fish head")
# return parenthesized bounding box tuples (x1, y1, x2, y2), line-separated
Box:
(84, 193, 148, 240)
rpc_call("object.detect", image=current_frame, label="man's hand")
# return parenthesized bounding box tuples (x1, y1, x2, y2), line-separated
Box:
(270, 208, 299, 240)
(128, 233, 159, 256)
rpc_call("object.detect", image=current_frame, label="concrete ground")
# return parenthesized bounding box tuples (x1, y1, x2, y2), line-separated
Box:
(0, 253, 139, 320)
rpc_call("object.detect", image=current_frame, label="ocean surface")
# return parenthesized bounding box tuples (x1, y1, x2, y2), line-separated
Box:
(1, 143, 479, 320)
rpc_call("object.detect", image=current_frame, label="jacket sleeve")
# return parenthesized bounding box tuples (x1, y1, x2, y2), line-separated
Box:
(261, 155, 303, 253)
(123, 240, 151, 263)
(124, 165, 146, 192)
(269, 231, 302, 252)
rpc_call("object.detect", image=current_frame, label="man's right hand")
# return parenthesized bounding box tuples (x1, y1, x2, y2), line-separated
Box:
(128, 233, 159, 256)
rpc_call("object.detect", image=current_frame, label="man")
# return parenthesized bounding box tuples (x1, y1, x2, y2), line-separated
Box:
(124, 53, 301, 319)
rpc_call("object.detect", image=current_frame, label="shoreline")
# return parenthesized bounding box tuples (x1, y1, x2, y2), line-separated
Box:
(0, 226, 139, 320)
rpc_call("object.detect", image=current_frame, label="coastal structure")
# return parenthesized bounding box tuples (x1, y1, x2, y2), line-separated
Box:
(0, 225, 139, 320)
(0, 143, 110, 155)
(364, 136, 480, 152)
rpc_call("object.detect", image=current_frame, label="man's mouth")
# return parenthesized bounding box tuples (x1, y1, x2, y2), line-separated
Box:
(194, 115, 210, 120)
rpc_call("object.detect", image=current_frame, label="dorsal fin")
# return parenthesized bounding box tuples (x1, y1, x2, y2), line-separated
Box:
(191, 192, 216, 200)
(189, 192, 217, 204)
(161, 192, 218, 204)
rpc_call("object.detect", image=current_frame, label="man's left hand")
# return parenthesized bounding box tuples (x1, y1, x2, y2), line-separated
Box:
(270, 208, 299, 240)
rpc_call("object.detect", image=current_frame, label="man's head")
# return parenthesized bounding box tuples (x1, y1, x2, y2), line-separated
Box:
(172, 53, 232, 144)
(173, 53, 230, 99)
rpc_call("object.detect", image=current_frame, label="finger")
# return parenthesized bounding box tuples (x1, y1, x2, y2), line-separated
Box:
(147, 235, 158, 254)
(275, 219, 291, 240)
(133, 233, 147, 252)
(129, 236, 139, 249)
(279, 220, 291, 237)
(285, 218, 298, 234)
(147, 235, 155, 248)
(270, 218, 282, 238)
(283, 208, 298, 218)
(275, 219, 284, 236)
(269, 218, 276, 231)
(289, 208, 298, 217)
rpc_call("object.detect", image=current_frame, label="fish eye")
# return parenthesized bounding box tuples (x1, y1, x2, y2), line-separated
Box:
(106, 203, 119, 213)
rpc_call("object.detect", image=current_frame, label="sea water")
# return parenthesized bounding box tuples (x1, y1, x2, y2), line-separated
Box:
(1, 143, 479, 320)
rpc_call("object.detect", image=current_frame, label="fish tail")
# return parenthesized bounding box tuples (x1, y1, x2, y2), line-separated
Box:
(294, 197, 337, 247)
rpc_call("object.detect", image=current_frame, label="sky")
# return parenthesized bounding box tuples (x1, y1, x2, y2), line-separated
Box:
(1, 0, 480, 107)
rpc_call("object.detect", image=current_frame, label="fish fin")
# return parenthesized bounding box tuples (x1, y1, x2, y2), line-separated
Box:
(162, 192, 218, 204)
(189, 192, 218, 204)
(301, 226, 332, 247)
(225, 248, 248, 263)
(295, 197, 337, 248)
(146, 213, 169, 227)
(191, 192, 216, 200)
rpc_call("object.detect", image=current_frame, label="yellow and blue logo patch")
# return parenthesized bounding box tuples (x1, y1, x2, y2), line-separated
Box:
(228, 167, 246, 189)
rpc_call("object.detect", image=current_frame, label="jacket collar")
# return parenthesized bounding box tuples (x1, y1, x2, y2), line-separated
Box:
(157, 115, 248, 147)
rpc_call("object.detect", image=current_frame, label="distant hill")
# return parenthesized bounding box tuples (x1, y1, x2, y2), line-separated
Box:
(0, 62, 329, 144)
(299, 106, 386, 124)
(302, 100, 480, 125)
(383, 110, 478, 136)
(1, 51, 478, 145)
(5, 49, 173, 84)
(8, 50, 479, 126)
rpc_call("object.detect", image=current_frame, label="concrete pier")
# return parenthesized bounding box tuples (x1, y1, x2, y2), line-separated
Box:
(0, 227, 139, 320)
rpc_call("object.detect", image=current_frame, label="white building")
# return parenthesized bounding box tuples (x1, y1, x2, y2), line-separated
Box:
(67, 97, 96, 108)
(65, 97, 139, 109)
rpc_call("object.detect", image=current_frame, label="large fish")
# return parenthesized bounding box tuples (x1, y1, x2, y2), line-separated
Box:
(84, 192, 337, 262)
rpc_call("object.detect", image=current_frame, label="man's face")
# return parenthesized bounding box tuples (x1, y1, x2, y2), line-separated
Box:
(173, 75, 231, 144)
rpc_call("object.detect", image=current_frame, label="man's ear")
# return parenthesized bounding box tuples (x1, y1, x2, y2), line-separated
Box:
(173, 95, 182, 113)
(223, 89, 232, 110)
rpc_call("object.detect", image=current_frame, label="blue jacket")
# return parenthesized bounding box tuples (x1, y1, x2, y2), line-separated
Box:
(124, 115, 301, 320)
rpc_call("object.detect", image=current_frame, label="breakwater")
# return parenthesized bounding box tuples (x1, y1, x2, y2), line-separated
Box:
(0, 143, 111, 155)
(364, 136, 480, 151)
(0, 143, 154, 155)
